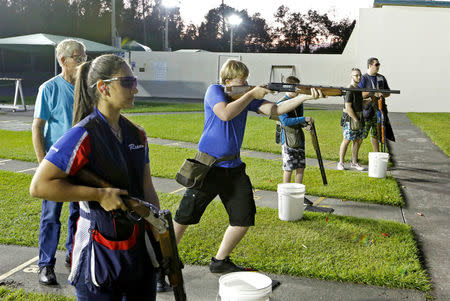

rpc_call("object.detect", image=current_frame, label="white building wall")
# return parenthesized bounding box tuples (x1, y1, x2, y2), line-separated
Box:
(131, 5, 450, 112)
(355, 6, 450, 112)
(131, 51, 353, 103)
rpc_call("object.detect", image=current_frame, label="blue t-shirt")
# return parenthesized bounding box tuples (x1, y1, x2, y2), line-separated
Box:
(34, 74, 74, 151)
(198, 84, 264, 168)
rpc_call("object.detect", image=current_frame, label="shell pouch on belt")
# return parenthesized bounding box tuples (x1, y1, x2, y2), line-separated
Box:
(86, 223, 148, 292)
(282, 124, 304, 148)
(176, 151, 239, 190)
(350, 112, 364, 131)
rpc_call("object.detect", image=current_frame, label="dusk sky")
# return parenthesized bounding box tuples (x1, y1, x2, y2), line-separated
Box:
(177, 0, 375, 26)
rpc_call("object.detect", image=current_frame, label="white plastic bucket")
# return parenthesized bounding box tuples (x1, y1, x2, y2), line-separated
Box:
(277, 183, 305, 221)
(368, 152, 390, 178)
(218, 271, 272, 301)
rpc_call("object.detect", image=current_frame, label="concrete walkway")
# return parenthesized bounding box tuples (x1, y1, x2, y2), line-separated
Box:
(0, 109, 448, 300)
(388, 114, 450, 300)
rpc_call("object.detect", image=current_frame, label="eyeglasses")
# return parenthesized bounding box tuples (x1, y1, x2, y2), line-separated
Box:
(69, 54, 87, 64)
(373, 63, 381, 67)
(90, 76, 138, 89)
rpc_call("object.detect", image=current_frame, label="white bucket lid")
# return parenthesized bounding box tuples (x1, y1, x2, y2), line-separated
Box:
(277, 183, 305, 192)
(219, 271, 272, 299)
(369, 152, 389, 159)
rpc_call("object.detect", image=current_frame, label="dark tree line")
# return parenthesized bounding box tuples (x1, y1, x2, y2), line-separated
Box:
(0, 0, 355, 54)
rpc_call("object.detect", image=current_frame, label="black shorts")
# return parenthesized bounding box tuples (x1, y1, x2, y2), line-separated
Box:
(174, 163, 256, 227)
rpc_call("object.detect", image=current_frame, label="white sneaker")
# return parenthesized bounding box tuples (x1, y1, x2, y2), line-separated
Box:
(337, 162, 345, 170)
(351, 162, 365, 171)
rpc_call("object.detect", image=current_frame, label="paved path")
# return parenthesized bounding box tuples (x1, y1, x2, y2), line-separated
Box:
(1, 109, 449, 300)
(388, 114, 450, 300)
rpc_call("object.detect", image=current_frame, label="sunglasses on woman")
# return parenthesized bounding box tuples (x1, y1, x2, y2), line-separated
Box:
(90, 76, 138, 89)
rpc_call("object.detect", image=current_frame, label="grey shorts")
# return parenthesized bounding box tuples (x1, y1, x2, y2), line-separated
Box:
(282, 143, 306, 171)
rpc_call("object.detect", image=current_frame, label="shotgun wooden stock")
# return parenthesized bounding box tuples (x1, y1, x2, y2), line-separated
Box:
(308, 123, 327, 186)
(73, 168, 187, 301)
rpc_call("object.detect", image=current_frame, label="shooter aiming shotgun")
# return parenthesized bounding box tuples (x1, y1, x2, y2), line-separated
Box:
(73, 168, 187, 301)
(225, 82, 400, 98)
(226, 83, 400, 154)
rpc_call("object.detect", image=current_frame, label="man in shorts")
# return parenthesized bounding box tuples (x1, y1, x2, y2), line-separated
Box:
(277, 76, 310, 183)
(173, 60, 323, 274)
(276, 76, 332, 212)
(338, 68, 365, 171)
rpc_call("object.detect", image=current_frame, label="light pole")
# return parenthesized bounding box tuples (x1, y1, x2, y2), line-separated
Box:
(162, 0, 178, 51)
(111, 0, 117, 47)
(227, 14, 242, 53)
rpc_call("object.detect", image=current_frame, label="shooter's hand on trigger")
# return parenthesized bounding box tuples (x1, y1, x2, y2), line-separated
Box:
(251, 85, 273, 100)
(97, 188, 128, 211)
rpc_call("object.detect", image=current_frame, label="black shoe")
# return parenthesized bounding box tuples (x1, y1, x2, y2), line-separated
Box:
(304, 205, 334, 213)
(303, 197, 314, 206)
(156, 271, 173, 293)
(209, 256, 246, 273)
(38, 266, 57, 285)
(64, 256, 71, 268)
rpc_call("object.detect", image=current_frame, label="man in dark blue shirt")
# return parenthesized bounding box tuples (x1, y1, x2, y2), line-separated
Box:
(358, 57, 394, 152)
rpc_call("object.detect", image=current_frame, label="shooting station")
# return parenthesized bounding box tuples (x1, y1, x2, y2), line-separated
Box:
(129, 0, 450, 113)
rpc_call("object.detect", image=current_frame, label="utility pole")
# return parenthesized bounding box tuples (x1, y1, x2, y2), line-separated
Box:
(165, 8, 169, 51)
(221, 0, 225, 38)
(111, 0, 121, 48)
(111, 0, 116, 46)
(142, 0, 147, 45)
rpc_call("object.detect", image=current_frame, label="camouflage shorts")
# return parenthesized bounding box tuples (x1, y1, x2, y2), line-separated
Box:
(343, 122, 365, 141)
(363, 118, 378, 139)
(281, 144, 306, 171)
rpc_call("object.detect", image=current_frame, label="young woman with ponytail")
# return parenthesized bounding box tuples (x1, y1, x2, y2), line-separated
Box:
(30, 54, 159, 300)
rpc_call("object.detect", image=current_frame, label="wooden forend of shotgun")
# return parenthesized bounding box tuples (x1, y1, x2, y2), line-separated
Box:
(377, 96, 386, 153)
(73, 168, 187, 301)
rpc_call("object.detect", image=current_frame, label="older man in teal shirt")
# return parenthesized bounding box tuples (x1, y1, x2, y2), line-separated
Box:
(32, 39, 86, 285)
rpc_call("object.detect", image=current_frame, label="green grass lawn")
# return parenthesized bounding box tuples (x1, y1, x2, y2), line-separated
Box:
(0, 96, 205, 112)
(0, 130, 402, 206)
(0, 130, 37, 162)
(123, 100, 204, 113)
(149, 144, 403, 206)
(128, 110, 375, 165)
(0, 287, 75, 301)
(407, 113, 450, 156)
(0, 95, 36, 106)
(0, 170, 429, 291)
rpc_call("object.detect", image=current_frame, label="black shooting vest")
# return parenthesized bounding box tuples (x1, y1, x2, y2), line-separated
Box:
(361, 73, 395, 142)
(79, 109, 147, 239)
(276, 95, 305, 147)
